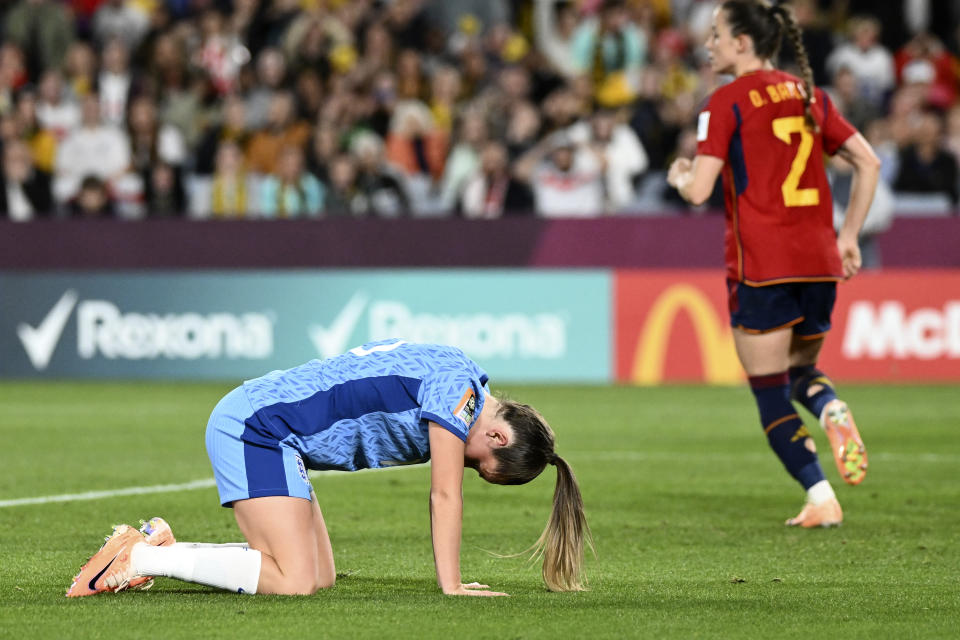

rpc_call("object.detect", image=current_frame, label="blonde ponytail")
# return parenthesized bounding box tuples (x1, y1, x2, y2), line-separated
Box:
(529, 455, 594, 591)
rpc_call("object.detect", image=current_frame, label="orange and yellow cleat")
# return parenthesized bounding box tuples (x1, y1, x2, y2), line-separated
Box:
(127, 517, 177, 591)
(821, 400, 868, 485)
(785, 497, 843, 528)
(66, 524, 144, 597)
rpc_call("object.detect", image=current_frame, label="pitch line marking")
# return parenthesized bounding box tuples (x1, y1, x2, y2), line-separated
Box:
(0, 466, 420, 509)
(1, 451, 957, 509)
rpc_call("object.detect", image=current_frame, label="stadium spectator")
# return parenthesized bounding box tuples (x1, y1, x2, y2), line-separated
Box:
(63, 41, 97, 99)
(293, 69, 325, 122)
(826, 16, 895, 110)
(323, 154, 362, 217)
(384, 100, 449, 211)
(864, 119, 901, 186)
(503, 100, 543, 160)
(68, 175, 116, 218)
(396, 49, 427, 101)
(534, 0, 581, 78)
(945, 105, 960, 169)
(98, 39, 134, 128)
(0, 138, 52, 220)
(244, 48, 289, 130)
(36, 71, 80, 141)
(351, 131, 410, 217)
(143, 162, 186, 217)
(258, 144, 324, 218)
(571, 0, 647, 108)
(894, 110, 959, 206)
(827, 67, 881, 133)
(127, 95, 187, 175)
(92, 0, 150, 51)
(438, 110, 489, 210)
(245, 91, 311, 176)
(778, 0, 832, 85)
(0, 44, 27, 114)
(15, 89, 57, 173)
(195, 8, 249, 97)
(195, 95, 250, 177)
(514, 131, 605, 217)
(460, 140, 533, 218)
(428, 65, 463, 136)
(567, 106, 649, 211)
(305, 120, 340, 185)
(3, 0, 74, 82)
(53, 93, 130, 204)
(282, 12, 341, 81)
(894, 33, 960, 110)
(202, 140, 255, 219)
(384, 0, 432, 52)
(886, 85, 925, 149)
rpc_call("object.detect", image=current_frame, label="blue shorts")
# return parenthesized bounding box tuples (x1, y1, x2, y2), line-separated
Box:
(205, 386, 314, 507)
(727, 280, 837, 337)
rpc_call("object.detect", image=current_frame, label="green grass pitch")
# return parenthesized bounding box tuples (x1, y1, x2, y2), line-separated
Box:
(1, 381, 958, 639)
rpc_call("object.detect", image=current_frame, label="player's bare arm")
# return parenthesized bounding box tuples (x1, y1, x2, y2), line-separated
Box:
(428, 422, 507, 597)
(834, 132, 882, 279)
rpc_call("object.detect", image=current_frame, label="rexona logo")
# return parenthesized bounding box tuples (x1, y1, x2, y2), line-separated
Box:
(17, 290, 274, 370)
(842, 301, 960, 360)
(309, 292, 567, 360)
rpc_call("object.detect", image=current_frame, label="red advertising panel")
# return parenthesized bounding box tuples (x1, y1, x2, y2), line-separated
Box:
(616, 270, 960, 384)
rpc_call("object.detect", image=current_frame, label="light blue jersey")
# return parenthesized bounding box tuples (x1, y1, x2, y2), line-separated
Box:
(243, 339, 488, 470)
(205, 340, 490, 505)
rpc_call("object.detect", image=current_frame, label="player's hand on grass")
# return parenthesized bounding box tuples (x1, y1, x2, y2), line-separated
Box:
(445, 582, 509, 597)
(837, 234, 862, 279)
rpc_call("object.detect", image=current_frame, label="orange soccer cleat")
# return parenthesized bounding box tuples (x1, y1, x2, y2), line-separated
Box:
(785, 497, 843, 528)
(126, 517, 177, 591)
(821, 399, 868, 485)
(66, 524, 144, 597)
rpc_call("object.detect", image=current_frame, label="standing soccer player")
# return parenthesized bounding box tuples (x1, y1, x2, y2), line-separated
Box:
(667, 0, 880, 527)
(68, 339, 591, 596)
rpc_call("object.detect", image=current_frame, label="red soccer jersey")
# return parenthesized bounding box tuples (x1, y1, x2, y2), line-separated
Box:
(696, 69, 857, 285)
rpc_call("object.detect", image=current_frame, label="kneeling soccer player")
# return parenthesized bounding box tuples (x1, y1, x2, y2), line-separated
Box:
(67, 339, 592, 597)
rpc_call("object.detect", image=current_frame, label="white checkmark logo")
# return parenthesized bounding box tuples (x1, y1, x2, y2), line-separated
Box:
(17, 290, 78, 370)
(308, 292, 368, 359)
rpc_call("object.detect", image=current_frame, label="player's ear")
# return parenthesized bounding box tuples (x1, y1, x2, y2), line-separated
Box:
(489, 427, 510, 448)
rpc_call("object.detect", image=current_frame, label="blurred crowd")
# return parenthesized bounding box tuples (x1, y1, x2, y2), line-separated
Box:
(1, 0, 960, 222)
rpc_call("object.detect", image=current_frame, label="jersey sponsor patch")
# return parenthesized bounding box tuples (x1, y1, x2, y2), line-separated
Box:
(452, 388, 477, 427)
(697, 111, 711, 141)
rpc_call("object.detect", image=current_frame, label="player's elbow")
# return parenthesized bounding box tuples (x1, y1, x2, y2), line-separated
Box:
(859, 152, 882, 174)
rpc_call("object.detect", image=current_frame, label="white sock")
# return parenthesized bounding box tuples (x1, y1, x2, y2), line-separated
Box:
(173, 542, 250, 550)
(806, 479, 837, 505)
(131, 543, 262, 594)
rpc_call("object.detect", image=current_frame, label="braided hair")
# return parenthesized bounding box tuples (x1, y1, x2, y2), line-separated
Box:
(722, 1, 819, 132)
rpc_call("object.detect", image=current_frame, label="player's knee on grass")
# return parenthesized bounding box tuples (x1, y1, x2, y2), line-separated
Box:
(273, 573, 331, 595)
(276, 558, 334, 595)
(317, 565, 335, 590)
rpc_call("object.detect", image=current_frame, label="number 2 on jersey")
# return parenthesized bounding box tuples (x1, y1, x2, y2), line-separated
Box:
(772, 116, 820, 207)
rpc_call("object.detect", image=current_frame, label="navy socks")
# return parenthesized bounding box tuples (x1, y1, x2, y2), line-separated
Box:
(749, 372, 825, 490)
(789, 365, 838, 420)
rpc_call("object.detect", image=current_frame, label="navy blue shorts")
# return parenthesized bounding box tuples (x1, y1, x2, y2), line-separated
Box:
(727, 280, 837, 337)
